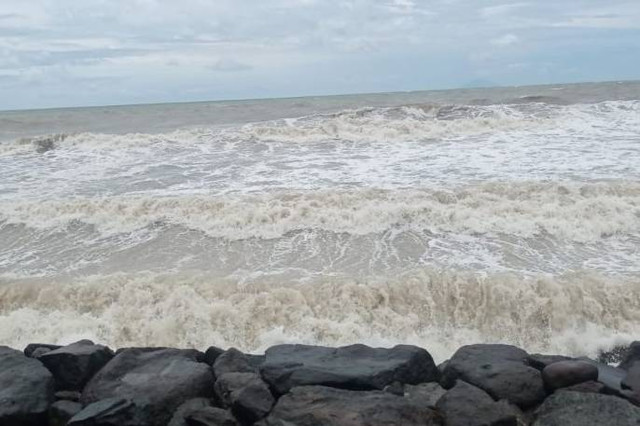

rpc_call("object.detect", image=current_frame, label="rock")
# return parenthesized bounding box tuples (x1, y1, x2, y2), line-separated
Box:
(261, 385, 442, 425)
(49, 400, 83, 426)
(204, 346, 225, 366)
(622, 363, 640, 392)
(620, 341, 640, 370)
(32, 347, 55, 358)
(260, 344, 439, 395)
(542, 360, 598, 390)
(214, 348, 256, 377)
(533, 391, 640, 425)
(404, 382, 447, 408)
(559, 380, 606, 394)
(441, 344, 545, 409)
(186, 407, 239, 426)
(214, 372, 274, 424)
(0, 346, 54, 426)
(383, 381, 405, 396)
(577, 358, 626, 392)
(168, 399, 238, 426)
(598, 345, 631, 365)
(68, 397, 142, 426)
(55, 390, 82, 401)
(436, 380, 519, 426)
(38, 340, 114, 391)
(81, 348, 214, 426)
(168, 398, 211, 426)
(24, 343, 62, 358)
(526, 354, 572, 371)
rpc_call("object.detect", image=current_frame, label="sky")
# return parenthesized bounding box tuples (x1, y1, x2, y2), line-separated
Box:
(1, 0, 639, 110)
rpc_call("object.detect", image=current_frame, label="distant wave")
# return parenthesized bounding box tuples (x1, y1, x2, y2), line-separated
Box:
(0, 268, 637, 361)
(2, 100, 638, 154)
(1, 181, 638, 242)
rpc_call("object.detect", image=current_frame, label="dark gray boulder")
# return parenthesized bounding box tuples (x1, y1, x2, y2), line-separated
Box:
(81, 348, 214, 426)
(558, 380, 606, 394)
(619, 341, 640, 370)
(542, 360, 598, 390)
(526, 354, 572, 371)
(533, 391, 640, 425)
(38, 340, 114, 391)
(0, 346, 54, 426)
(204, 346, 225, 366)
(441, 344, 545, 408)
(214, 348, 257, 378)
(49, 400, 83, 426)
(24, 343, 62, 358)
(68, 397, 142, 426)
(261, 385, 442, 425)
(55, 390, 82, 401)
(436, 380, 519, 426)
(577, 358, 626, 392)
(622, 363, 640, 392)
(404, 382, 447, 408)
(186, 407, 239, 426)
(214, 372, 274, 424)
(169, 399, 238, 426)
(260, 344, 439, 395)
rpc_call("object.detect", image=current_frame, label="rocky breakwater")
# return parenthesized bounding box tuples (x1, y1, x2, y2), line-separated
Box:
(2, 340, 640, 426)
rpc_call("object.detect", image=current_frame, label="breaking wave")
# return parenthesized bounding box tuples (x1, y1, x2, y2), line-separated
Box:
(1, 182, 638, 242)
(2, 100, 638, 155)
(0, 269, 637, 362)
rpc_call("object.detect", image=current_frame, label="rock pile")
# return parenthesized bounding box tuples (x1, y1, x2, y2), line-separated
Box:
(2, 340, 640, 425)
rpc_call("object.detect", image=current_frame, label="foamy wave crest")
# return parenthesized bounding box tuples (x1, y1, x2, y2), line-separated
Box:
(234, 103, 553, 143)
(0, 269, 637, 361)
(1, 182, 638, 242)
(2, 101, 638, 153)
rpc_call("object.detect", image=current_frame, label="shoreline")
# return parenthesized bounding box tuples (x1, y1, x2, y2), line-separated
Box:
(2, 340, 639, 425)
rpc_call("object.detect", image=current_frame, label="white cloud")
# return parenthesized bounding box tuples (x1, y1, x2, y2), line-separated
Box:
(491, 34, 520, 46)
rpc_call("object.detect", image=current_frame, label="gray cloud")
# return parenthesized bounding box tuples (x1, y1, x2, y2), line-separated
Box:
(0, 0, 639, 109)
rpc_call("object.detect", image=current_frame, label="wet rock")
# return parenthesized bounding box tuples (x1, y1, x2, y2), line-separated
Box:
(39, 340, 114, 391)
(168, 399, 237, 426)
(49, 400, 83, 426)
(622, 363, 640, 392)
(204, 346, 225, 366)
(441, 344, 545, 409)
(598, 345, 631, 365)
(0, 346, 54, 426)
(82, 348, 214, 426)
(436, 380, 519, 426)
(404, 382, 447, 408)
(542, 360, 598, 390)
(55, 390, 82, 401)
(261, 385, 442, 425)
(526, 354, 572, 371)
(559, 380, 606, 394)
(186, 407, 239, 426)
(578, 358, 626, 392)
(619, 341, 640, 371)
(382, 381, 405, 396)
(260, 344, 439, 395)
(24, 343, 61, 358)
(533, 391, 640, 425)
(214, 372, 274, 424)
(214, 348, 256, 377)
(68, 397, 142, 426)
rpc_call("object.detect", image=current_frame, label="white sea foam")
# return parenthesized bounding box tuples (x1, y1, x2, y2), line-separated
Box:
(0, 269, 637, 362)
(1, 182, 638, 242)
(1, 100, 638, 155)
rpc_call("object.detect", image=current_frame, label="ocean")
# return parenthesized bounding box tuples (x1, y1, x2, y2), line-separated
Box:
(1, 81, 639, 362)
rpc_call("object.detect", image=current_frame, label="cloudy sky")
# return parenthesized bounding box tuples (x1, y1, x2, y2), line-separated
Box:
(1, 0, 639, 110)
